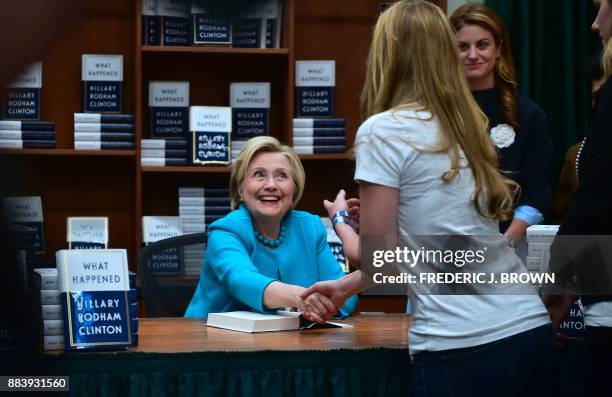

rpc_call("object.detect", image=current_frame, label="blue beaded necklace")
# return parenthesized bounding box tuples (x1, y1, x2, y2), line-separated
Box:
(254, 223, 285, 248)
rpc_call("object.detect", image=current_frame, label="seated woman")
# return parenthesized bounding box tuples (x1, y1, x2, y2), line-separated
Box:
(184, 136, 358, 320)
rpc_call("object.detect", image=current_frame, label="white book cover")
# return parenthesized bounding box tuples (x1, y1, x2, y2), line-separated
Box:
(142, 216, 182, 243)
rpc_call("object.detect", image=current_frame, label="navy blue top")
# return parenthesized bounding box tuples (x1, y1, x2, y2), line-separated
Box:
(473, 88, 552, 231)
(184, 204, 358, 318)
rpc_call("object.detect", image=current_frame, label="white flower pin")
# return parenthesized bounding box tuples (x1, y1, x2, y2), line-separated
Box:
(489, 123, 515, 148)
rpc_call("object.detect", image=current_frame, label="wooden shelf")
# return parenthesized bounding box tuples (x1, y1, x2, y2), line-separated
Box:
(298, 153, 352, 160)
(0, 149, 136, 156)
(142, 46, 290, 56)
(140, 165, 231, 173)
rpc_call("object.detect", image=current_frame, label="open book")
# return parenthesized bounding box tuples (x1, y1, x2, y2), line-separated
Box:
(205, 310, 353, 333)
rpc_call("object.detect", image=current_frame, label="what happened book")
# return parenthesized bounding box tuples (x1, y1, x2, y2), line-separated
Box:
(189, 106, 231, 165)
(56, 249, 134, 350)
(295, 61, 335, 117)
(82, 54, 123, 113)
(149, 81, 190, 138)
(3, 196, 45, 254)
(230, 82, 270, 138)
(206, 310, 351, 333)
(3, 62, 42, 120)
(67, 217, 108, 249)
(142, 216, 183, 275)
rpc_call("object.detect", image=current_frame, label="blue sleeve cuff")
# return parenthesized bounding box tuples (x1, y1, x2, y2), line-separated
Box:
(514, 205, 544, 226)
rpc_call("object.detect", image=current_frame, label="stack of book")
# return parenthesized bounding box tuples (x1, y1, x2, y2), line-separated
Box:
(144, 0, 282, 48)
(231, 138, 247, 162)
(525, 224, 584, 339)
(321, 217, 350, 273)
(3, 196, 46, 261)
(178, 187, 231, 235)
(292, 118, 346, 154)
(183, 241, 205, 277)
(31, 268, 64, 351)
(0, 120, 56, 149)
(141, 139, 189, 167)
(73, 113, 135, 150)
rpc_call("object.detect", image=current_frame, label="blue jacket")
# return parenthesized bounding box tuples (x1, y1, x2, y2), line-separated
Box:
(184, 204, 358, 318)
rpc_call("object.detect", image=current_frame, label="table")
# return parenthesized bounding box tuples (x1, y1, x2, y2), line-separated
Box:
(32, 314, 412, 397)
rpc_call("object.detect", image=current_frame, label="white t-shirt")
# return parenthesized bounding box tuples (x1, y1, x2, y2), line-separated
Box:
(585, 302, 612, 327)
(354, 108, 550, 353)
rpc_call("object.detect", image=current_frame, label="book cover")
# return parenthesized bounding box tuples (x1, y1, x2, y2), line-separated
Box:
(231, 5, 264, 49)
(178, 187, 230, 198)
(3, 62, 42, 120)
(74, 123, 134, 133)
(295, 61, 335, 117)
(82, 54, 123, 113)
(149, 81, 189, 138)
(74, 113, 134, 123)
(3, 196, 45, 253)
(0, 120, 54, 131)
(264, 0, 282, 49)
(142, 0, 161, 46)
(56, 249, 133, 350)
(230, 82, 270, 138)
(67, 217, 108, 250)
(160, 0, 191, 46)
(559, 298, 585, 339)
(142, 216, 183, 275)
(0, 130, 55, 140)
(74, 132, 135, 142)
(293, 145, 346, 154)
(190, 106, 231, 165)
(192, 4, 231, 45)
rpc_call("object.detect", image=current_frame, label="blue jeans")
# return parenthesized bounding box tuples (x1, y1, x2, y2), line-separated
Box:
(409, 324, 555, 397)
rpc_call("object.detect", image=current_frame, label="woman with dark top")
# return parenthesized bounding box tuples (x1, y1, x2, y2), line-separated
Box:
(546, 1, 612, 395)
(450, 4, 553, 246)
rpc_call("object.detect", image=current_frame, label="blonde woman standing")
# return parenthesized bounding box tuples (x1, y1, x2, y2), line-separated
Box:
(303, 1, 554, 396)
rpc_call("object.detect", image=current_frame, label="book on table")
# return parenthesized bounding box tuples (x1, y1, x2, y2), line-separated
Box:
(205, 310, 352, 333)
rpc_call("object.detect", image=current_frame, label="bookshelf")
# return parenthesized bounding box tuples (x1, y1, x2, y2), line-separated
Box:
(2, 0, 445, 312)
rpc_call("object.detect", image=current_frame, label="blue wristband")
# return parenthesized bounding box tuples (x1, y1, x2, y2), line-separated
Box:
(332, 216, 352, 228)
(332, 210, 350, 222)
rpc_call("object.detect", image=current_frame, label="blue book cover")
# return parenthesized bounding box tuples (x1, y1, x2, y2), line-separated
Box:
(4, 196, 45, 253)
(295, 61, 335, 118)
(230, 82, 270, 138)
(3, 88, 40, 120)
(192, 13, 231, 45)
(142, 0, 161, 45)
(190, 106, 231, 165)
(142, 216, 183, 275)
(558, 298, 585, 339)
(57, 249, 133, 350)
(232, 18, 262, 48)
(149, 81, 189, 139)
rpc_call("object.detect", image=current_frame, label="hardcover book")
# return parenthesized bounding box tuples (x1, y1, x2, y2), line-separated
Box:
(141, 148, 188, 159)
(141, 157, 187, 167)
(3, 62, 42, 120)
(149, 81, 189, 138)
(74, 113, 134, 123)
(230, 82, 270, 138)
(67, 217, 108, 250)
(56, 249, 134, 350)
(74, 132, 135, 142)
(3, 196, 45, 253)
(142, 0, 161, 46)
(141, 138, 188, 150)
(295, 61, 335, 117)
(191, 4, 231, 45)
(0, 120, 54, 131)
(189, 106, 231, 165)
(32, 268, 58, 290)
(292, 127, 346, 137)
(231, 5, 264, 49)
(292, 145, 345, 154)
(206, 310, 349, 333)
(559, 298, 585, 339)
(293, 136, 346, 146)
(0, 139, 55, 149)
(82, 54, 123, 113)
(264, 0, 282, 48)
(178, 187, 230, 197)
(74, 141, 134, 150)
(74, 123, 134, 133)
(160, 0, 191, 46)
(0, 130, 55, 140)
(142, 216, 183, 275)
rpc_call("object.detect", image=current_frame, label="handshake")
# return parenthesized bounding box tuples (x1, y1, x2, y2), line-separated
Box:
(297, 272, 360, 323)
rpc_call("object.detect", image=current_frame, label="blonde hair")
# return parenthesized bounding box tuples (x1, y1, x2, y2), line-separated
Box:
(230, 136, 305, 210)
(360, 0, 517, 220)
(450, 3, 520, 130)
(604, 36, 612, 76)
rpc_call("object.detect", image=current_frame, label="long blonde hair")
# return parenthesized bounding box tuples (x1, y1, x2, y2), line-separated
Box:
(360, 0, 517, 220)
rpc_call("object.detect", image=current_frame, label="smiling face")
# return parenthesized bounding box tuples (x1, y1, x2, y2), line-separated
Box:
(593, 0, 612, 43)
(239, 151, 295, 230)
(456, 24, 501, 90)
